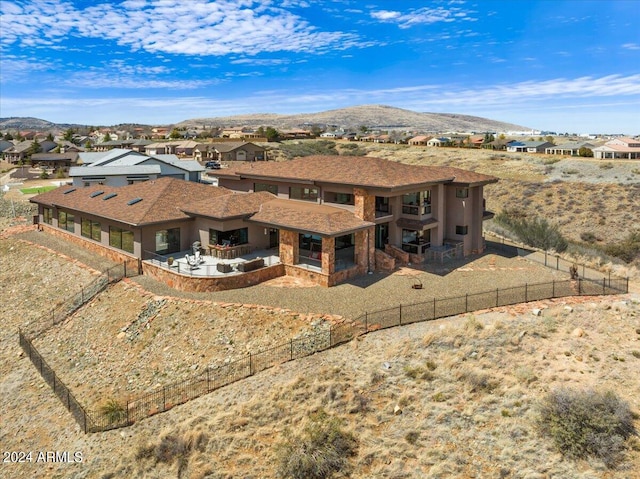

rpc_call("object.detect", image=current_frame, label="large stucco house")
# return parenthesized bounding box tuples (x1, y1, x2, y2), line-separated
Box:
(31, 155, 497, 289)
(592, 137, 640, 160)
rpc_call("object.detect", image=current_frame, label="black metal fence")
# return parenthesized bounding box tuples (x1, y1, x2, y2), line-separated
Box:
(19, 274, 628, 433)
(25, 260, 140, 339)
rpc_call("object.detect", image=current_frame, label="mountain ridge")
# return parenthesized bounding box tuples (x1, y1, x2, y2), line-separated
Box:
(1, 105, 531, 133)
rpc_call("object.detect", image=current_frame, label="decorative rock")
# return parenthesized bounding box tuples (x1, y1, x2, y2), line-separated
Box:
(393, 404, 402, 415)
(572, 328, 584, 337)
(564, 306, 573, 313)
(382, 362, 391, 370)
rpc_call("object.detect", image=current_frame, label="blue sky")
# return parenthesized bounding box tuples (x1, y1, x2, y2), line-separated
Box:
(0, 0, 639, 133)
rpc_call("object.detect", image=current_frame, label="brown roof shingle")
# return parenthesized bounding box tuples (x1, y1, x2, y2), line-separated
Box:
(182, 191, 276, 219)
(248, 199, 374, 236)
(30, 177, 229, 226)
(215, 155, 498, 188)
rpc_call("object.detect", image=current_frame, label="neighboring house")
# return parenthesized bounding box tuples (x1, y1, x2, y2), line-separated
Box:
(320, 132, 341, 139)
(506, 141, 554, 153)
(281, 129, 315, 140)
(31, 152, 79, 171)
(427, 137, 450, 147)
(31, 155, 497, 289)
(70, 148, 204, 186)
(2, 140, 57, 163)
(545, 141, 596, 156)
(408, 135, 432, 146)
(482, 139, 511, 150)
(592, 137, 640, 160)
(0, 140, 14, 154)
(209, 142, 266, 162)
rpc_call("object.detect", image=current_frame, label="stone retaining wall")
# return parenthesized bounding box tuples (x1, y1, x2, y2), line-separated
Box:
(143, 261, 286, 292)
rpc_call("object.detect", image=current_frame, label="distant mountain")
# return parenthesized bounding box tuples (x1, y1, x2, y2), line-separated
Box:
(0, 117, 84, 130)
(0, 105, 530, 133)
(177, 104, 530, 133)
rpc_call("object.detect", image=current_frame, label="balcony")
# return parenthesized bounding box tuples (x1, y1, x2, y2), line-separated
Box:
(401, 204, 432, 215)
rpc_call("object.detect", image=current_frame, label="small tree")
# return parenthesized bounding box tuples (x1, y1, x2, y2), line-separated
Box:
(169, 128, 182, 139)
(276, 410, 358, 479)
(265, 127, 280, 142)
(538, 388, 636, 468)
(578, 147, 593, 157)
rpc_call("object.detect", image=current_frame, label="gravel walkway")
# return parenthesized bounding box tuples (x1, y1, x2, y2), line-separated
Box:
(18, 229, 567, 320)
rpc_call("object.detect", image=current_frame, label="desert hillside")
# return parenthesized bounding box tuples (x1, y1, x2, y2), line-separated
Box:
(177, 104, 529, 132)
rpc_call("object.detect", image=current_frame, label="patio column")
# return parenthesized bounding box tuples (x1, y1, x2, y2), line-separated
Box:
(355, 228, 373, 271)
(279, 229, 298, 266)
(322, 237, 335, 275)
(354, 187, 375, 222)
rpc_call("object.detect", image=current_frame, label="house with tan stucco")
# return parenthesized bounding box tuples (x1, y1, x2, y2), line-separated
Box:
(30, 155, 497, 289)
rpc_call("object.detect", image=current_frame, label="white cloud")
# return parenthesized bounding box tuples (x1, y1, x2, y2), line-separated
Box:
(370, 6, 476, 28)
(622, 43, 640, 50)
(0, 0, 370, 55)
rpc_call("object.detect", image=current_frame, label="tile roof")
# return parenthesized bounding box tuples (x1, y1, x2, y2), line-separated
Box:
(182, 191, 277, 219)
(216, 155, 498, 188)
(248, 198, 374, 236)
(30, 177, 229, 226)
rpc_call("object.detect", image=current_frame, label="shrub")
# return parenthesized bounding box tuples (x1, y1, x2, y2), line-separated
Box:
(537, 388, 636, 468)
(604, 230, 640, 264)
(580, 231, 597, 243)
(276, 409, 358, 479)
(100, 399, 127, 425)
(494, 210, 568, 252)
(280, 140, 338, 159)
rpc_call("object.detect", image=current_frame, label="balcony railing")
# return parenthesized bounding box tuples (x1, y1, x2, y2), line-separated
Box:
(401, 204, 431, 215)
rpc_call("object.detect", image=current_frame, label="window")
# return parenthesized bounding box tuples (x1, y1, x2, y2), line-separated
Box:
(402, 192, 419, 215)
(324, 191, 354, 205)
(456, 225, 469, 235)
(59, 210, 74, 232)
(290, 186, 318, 202)
(254, 183, 278, 195)
(209, 227, 248, 246)
(155, 228, 180, 255)
(456, 188, 469, 198)
(402, 229, 430, 254)
(109, 226, 134, 253)
(43, 207, 53, 225)
(81, 218, 101, 241)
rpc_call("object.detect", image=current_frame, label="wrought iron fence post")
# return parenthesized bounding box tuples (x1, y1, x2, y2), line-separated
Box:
(399, 304, 402, 326)
(496, 288, 499, 307)
(207, 367, 210, 391)
(126, 400, 130, 426)
(365, 312, 368, 332)
(578, 279, 582, 295)
(602, 278, 606, 295)
(525, 283, 528, 303)
(249, 353, 254, 375)
(465, 294, 468, 313)
(290, 339, 293, 360)
(433, 297, 436, 319)
(552, 280, 555, 297)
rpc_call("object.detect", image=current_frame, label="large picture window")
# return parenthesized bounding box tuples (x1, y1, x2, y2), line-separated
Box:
(402, 229, 430, 254)
(81, 218, 101, 242)
(43, 207, 53, 225)
(110, 226, 134, 253)
(209, 227, 248, 246)
(324, 192, 354, 205)
(155, 228, 180, 255)
(254, 183, 278, 195)
(402, 190, 431, 215)
(290, 186, 318, 202)
(58, 210, 75, 232)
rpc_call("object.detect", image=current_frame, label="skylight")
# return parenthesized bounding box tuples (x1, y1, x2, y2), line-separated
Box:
(63, 188, 76, 194)
(90, 191, 104, 198)
(103, 193, 118, 201)
(127, 197, 143, 206)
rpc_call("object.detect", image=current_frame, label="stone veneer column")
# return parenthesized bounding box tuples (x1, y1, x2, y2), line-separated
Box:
(353, 188, 376, 271)
(279, 229, 298, 265)
(322, 237, 335, 275)
(353, 187, 375, 221)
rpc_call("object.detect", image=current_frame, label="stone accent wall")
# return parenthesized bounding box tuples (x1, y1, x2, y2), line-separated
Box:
(144, 262, 286, 292)
(385, 244, 409, 265)
(353, 187, 375, 221)
(284, 264, 329, 287)
(322, 237, 335, 275)
(279, 229, 298, 265)
(375, 249, 396, 272)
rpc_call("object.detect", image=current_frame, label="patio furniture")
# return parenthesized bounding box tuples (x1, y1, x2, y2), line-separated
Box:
(217, 263, 233, 273)
(237, 258, 264, 273)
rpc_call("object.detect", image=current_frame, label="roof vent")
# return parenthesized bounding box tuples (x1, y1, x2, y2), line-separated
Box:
(127, 197, 143, 206)
(90, 191, 104, 198)
(103, 193, 118, 200)
(63, 188, 76, 194)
